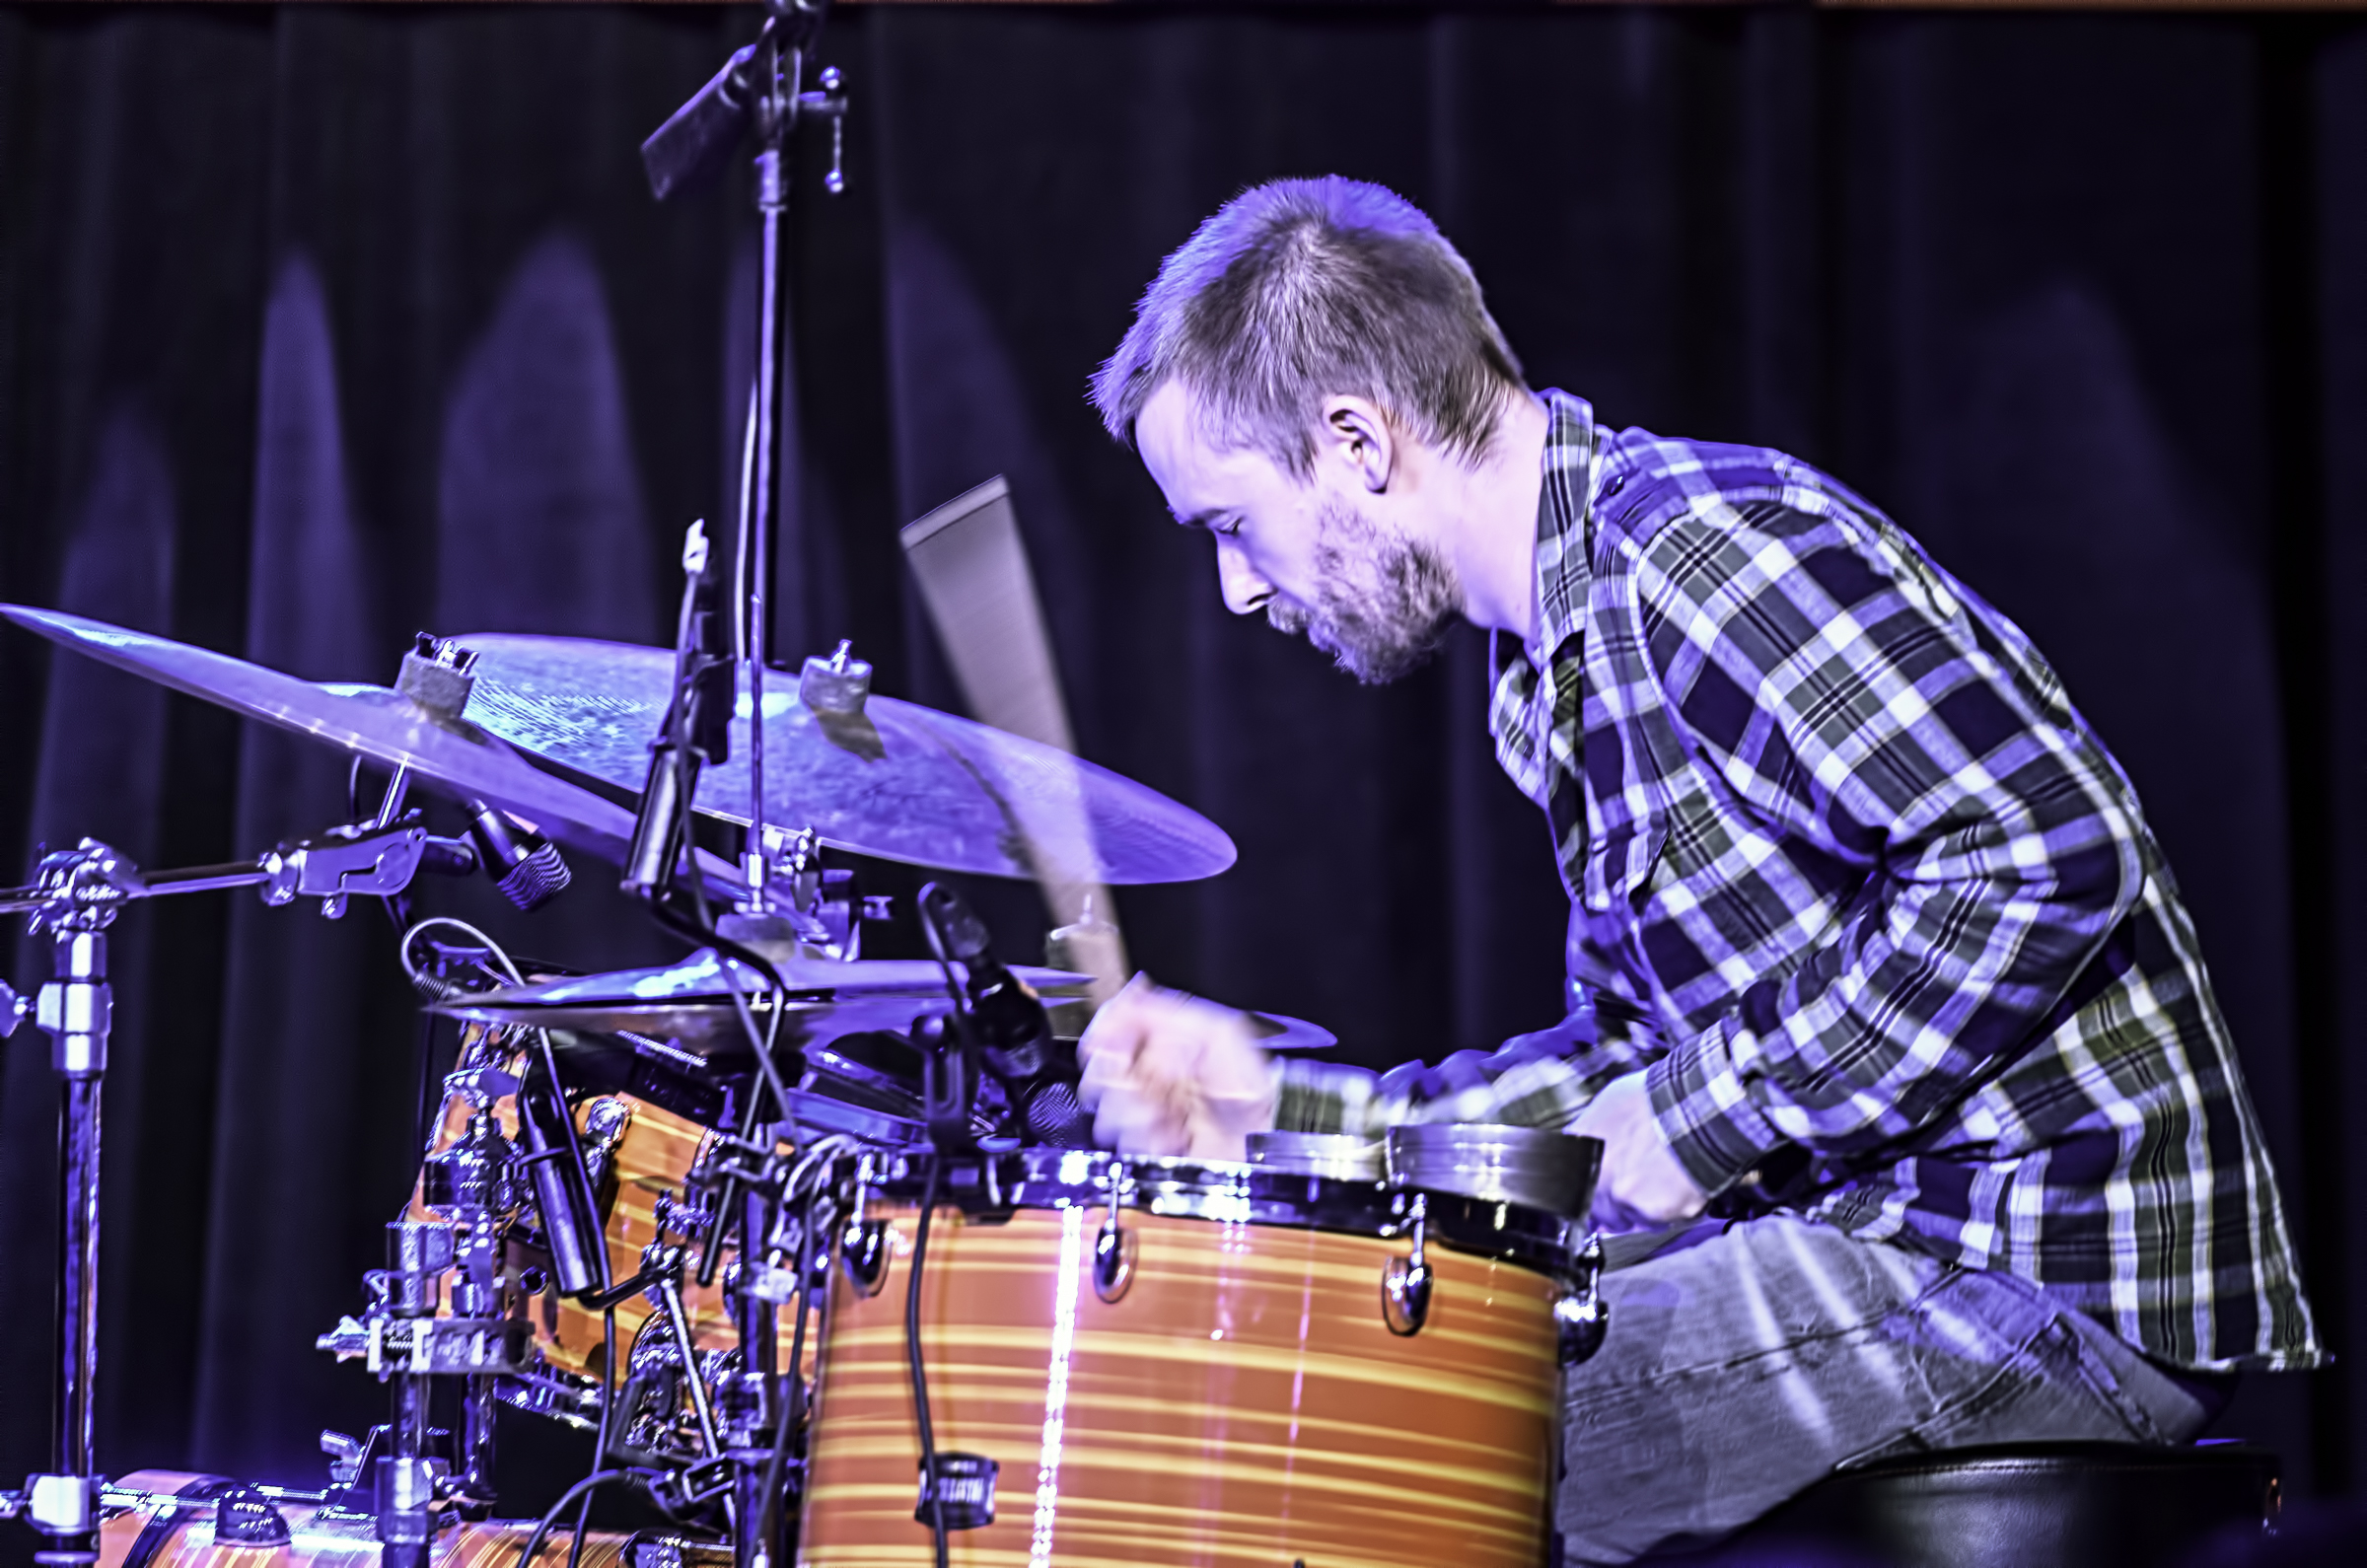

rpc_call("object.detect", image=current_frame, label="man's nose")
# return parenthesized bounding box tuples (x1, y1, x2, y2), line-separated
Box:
(1215, 536, 1273, 616)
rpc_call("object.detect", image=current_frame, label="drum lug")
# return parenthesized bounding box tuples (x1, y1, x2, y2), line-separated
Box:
(1555, 1232, 1609, 1366)
(840, 1217, 890, 1297)
(1092, 1162, 1135, 1303)
(839, 1153, 891, 1297)
(1092, 1222, 1136, 1304)
(1381, 1192, 1432, 1335)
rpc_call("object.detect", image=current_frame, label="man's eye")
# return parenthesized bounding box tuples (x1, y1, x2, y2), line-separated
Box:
(1215, 518, 1245, 538)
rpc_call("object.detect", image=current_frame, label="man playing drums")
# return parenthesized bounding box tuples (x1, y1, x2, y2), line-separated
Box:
(1074, 176, 2320, 1561)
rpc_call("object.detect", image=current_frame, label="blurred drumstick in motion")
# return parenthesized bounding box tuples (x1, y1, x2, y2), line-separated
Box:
(901, 476, 1127, 1006)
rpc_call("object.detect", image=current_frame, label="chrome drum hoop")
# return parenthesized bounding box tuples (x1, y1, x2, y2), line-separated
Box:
(864, 1143, 1581, 1280)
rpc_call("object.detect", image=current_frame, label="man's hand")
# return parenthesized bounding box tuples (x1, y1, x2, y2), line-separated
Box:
(1076, 974, 1277, 1161)
(1570, 1070, 1709, 1233)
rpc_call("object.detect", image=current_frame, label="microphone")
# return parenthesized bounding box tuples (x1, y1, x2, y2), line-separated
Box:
(515, 1046, 611, 1301)
(465, 801, 571, 912)
(642, 38, 764, 202)
(623, 521, 733, 902)
(917, 883, 1093, 1147)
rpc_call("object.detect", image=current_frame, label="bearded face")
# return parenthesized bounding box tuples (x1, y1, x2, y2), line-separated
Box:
(1262, 499, 1463, 684)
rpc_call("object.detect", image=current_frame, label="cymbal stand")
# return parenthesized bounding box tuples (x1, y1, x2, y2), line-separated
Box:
(741, 0, 846, 887)
(0, 824, 453, 1561)
(8, 909, 111, 1567)
(320, 1077, 544, 1568)
(723, 1186, 783, 1568)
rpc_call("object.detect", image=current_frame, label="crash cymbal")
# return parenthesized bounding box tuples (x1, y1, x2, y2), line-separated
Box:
(0, 606, 744, 895)
(450, 634, 1237, 885)
(431, 947, 1094, 1052)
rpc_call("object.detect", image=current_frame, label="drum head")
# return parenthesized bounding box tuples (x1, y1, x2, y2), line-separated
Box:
(867, 1144, 1578, 1278)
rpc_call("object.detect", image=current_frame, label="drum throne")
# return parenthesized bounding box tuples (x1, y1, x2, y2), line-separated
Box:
(1649, 1440, 2282, 1567)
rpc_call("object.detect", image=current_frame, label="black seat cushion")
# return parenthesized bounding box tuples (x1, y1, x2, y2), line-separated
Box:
(1648, 1441, 2280, 1568)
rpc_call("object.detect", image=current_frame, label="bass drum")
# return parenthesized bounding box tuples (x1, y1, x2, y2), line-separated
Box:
(797, 1148, 1578, 1568)
(95, 1471, 682, 1568)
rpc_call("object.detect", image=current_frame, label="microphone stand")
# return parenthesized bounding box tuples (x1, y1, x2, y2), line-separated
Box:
(635, 15, 846, 1568)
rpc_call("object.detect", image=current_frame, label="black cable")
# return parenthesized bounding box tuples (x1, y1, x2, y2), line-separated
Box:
(906, 1151, 948, 1568)
(671, 718, 713, 932)
(410, 1007, 438, 1163)
(756, 1183, 820, 1552)
(511, 1469, 629, 1568)
(565, 1308, 618, 1568)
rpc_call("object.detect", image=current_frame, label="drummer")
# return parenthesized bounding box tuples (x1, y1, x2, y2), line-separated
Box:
(1073, 177, 2321, 1562)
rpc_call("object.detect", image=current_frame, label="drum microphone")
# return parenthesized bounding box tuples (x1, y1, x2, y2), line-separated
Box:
(623, 521, 733, 903)
(464, 801, 571, 912)
(916, 882, 1094, 1147)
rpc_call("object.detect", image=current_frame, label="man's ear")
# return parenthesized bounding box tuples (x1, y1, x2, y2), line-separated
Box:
(1317, 396, 1396, 494)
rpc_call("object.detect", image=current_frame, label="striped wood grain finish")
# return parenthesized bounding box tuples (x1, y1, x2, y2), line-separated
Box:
(412, 1069, 806, 1380)
(97, 1472, 632, 1568)
(540, 1097, 735, 1375)
(797, 1204, 1559, 1567)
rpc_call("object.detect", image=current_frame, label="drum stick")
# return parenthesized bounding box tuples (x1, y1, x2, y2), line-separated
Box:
(900, 477, 1127, 1006)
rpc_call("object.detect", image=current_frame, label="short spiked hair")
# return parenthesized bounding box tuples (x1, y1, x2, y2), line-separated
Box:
(1091, 177, 1529, 478)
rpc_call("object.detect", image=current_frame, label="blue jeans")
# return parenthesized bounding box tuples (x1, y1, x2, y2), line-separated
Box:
(1558, 1214, 2217, 1564)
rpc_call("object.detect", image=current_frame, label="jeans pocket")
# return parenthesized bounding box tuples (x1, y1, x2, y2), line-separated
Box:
(2055, 1317, 2183, 1445)
(1836, 1274, 2144, 1467)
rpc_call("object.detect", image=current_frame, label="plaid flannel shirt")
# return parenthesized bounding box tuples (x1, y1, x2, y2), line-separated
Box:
(1277, 390, 2319, 1371)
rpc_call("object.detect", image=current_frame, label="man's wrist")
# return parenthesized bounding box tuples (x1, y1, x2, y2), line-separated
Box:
(1644, 1019, 1784, 1197)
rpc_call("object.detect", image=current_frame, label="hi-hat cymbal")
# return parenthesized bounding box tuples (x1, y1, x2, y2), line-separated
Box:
(451, 634, 1236, 885)
(0, 606, 744, 895)
(430, 947, 1094, 1052)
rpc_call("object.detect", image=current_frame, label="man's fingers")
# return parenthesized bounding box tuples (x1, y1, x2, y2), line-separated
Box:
(1075, 973, 1276, 1160)
(1076, 1042, 1126, 1111)
(1094, 1089, 1189, 1159)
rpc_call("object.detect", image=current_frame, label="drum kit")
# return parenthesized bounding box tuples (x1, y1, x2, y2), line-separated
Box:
(0, 6, 1610, 1565)
(0, 590, 1612, 1568)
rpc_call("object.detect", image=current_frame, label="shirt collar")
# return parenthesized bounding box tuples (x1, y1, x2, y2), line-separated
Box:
(1529, 389, 1601, 664)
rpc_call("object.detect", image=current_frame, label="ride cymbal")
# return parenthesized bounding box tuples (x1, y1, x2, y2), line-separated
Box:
(451, 634, 1236, 885)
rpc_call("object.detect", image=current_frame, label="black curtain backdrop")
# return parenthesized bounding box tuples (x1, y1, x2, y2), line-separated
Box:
(1, 0, 2363, 1532)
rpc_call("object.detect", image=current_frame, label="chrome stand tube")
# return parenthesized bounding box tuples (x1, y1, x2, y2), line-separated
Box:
(26, 929, 109, 1566)
(378, 1221, 448, 1568)
(460, 1376, 498, 1510)
(729, 1190, 783, 1568)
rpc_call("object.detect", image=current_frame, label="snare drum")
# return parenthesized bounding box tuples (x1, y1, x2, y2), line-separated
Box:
(797, 1148, 1587, 1567)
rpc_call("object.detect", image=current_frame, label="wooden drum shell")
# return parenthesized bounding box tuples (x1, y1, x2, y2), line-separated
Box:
(535, 1098, 742, 1377)
(797, 1204, 1560, 1568)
